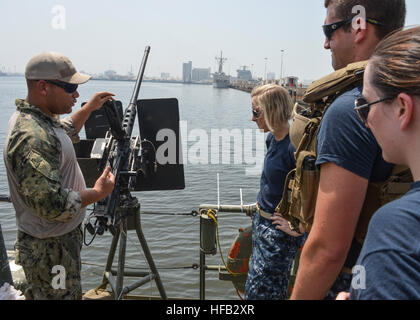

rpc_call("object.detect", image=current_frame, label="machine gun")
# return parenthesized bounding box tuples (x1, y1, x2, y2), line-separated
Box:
(81, 46, 185, 240)
(74, 46, 185, 299)
(84, 47, 151, 238)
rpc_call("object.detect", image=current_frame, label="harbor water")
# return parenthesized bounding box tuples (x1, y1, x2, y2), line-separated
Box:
(0, 76, 263, 299)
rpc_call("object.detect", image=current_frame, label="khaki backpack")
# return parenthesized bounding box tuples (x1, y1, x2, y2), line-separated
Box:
(276, 61, 413, 244)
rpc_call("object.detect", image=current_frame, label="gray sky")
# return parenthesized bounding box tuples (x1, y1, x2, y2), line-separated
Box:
(1, 0, 419, 82)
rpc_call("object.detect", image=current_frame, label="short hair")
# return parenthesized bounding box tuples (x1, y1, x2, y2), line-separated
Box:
(369, 26, 420, 99)
(324, 0, 406, 39)
(251, 84, 293, 132)
(26, 79, 38, 90)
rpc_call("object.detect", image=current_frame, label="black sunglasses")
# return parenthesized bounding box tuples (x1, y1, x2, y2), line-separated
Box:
(354, 96, 395, 124)
(322, 17, 385, 39)
(252, 108, 262, 119)
(322, 18, 353, 39)
(44, 80, 78, 94)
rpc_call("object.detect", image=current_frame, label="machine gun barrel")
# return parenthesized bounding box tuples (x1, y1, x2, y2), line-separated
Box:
(90, 46, 151, 234)
(124, 46, 150, 138)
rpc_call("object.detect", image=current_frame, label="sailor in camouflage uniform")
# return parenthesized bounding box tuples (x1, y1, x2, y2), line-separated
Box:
(3, 51, 115, 299)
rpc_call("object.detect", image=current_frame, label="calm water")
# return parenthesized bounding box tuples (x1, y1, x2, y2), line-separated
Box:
(0, 76, 263, 299)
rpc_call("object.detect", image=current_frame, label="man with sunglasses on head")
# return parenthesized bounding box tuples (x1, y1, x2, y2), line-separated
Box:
(289, 0, 406, 300)
(4, 51, 116, 299)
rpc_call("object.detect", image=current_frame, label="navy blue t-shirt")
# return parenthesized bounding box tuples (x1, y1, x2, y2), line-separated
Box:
(257, 133, 296, 213)
(350, 181, 420, 300)
(316, 86, 395, 271)
(316, 86, 394, 181)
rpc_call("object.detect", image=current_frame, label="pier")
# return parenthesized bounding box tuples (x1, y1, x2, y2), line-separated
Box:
(229, 79, 307, 102)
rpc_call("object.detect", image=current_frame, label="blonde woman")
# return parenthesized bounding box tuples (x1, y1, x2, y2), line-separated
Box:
(246, 84, 305, 300)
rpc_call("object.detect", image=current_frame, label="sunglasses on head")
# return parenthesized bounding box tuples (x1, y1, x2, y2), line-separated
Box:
(322, 17, 385, 40)
(354, 96, 395, 124)
(44, 80, 78, 94)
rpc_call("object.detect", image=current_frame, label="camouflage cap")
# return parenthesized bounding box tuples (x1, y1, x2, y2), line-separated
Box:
(25, 51, 91, 84)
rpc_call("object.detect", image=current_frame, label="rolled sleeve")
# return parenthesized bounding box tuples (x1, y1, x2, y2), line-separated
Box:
(315, 87, 389, 181)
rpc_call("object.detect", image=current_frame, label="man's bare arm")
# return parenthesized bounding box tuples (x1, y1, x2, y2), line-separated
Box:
(290, 162, 369, 300)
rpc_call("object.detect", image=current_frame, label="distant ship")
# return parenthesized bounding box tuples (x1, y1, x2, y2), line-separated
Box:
(213, 51, 230, 88)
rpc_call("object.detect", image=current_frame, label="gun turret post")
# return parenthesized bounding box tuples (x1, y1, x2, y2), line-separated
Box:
(78, 46, 166, 300)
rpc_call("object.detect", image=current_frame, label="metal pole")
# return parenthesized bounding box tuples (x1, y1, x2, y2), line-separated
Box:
(134, 208, 167, 300)
(115, 219, 127, 298)
(264, 58, 268, 82)
(281, 50, 284, 86)
(199, 207, 206, 301)
(0, 224, 13, 287)
(199, 250, 205, 300)
(197, 203, 256, 300)
(199, 204, 257, 216)
(104, 228, 120, 275)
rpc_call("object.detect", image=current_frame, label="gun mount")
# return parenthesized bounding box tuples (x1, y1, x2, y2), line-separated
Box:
(73, 46, 185, 300)
(74, 47, 185, 238)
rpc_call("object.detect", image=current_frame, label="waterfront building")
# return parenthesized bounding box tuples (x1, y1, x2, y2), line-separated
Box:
(183, 61, 192, 83)
(236, 66, 253, 81)
(192, 68, 211, 82)
(161, 73, 170, 80)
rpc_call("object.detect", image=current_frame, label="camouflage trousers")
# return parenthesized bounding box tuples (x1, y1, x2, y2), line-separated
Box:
(245, 213, 305, 300)
(14, 226, 83, 300)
